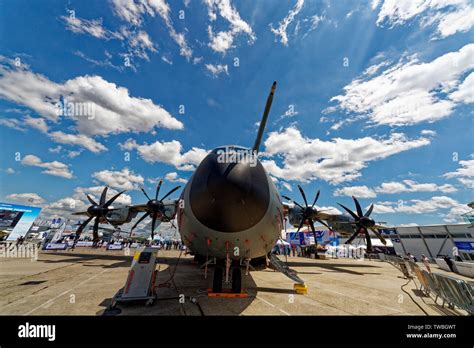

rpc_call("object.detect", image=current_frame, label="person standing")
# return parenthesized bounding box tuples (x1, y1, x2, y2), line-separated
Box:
(421, 254, 431, 272)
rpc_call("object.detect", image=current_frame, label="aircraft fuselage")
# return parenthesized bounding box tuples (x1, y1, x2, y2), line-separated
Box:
(177, 146, 283, 261)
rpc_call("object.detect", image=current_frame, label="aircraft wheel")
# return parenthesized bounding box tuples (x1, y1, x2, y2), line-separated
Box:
(231, 267, 241, 293)
(212, 267, 223, 293)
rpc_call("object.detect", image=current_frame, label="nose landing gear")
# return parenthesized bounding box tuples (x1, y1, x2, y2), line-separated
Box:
(209, 261, 246, 298)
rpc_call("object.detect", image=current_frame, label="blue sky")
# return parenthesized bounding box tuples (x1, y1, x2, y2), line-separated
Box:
(0, 0, 473, 227)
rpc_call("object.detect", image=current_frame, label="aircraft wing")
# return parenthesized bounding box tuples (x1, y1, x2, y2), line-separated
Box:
(71, 211, 90, 216)
(128, 199, 179, 216)
(128, 204, 148, 213)
(315, 211, 341, 221)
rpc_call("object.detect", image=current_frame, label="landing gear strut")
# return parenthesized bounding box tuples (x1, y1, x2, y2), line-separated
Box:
(211, 263, 242, 294)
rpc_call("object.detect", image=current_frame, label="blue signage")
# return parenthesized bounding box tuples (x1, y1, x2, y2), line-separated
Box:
(454, 241, 474, 251)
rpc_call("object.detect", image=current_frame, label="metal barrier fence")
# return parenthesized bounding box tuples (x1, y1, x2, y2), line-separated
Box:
(382, 255, 473, 314)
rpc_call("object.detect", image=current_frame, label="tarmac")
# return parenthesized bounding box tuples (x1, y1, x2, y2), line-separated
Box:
(0, 247, 470, 316)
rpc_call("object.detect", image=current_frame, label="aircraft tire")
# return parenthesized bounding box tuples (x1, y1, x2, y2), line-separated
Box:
(231, 267, 241, 293)
(212, 267, 223, 293)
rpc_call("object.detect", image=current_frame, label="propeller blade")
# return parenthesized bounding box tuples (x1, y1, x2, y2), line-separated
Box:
(103, 215, 113, 226)
(352, 196, 363, 217)
(345, 229, 360, 245)
(162, 215, 178, 230)
(311, 190, 320, 207)
(160, 185, 181, 201)
(309, 219, 318, 248)
(130, 212, 151, 231)
(282, 196, 304, 209)
(99, 187, 108, 206)
(75, 216, 93, 239)
(295, 216, 305, 233)
(370, 228, 387, 245)
(315, 217, 332, 231)
(155, 179, 163, 200)
(337, 203, 359, 220)
(151, 214, 158, 240)
(86, 194, 97, 206)
(93, 218, 99, 242)
(297, 185, 308, 207)
(141, 188, 151, 201)
(364, 228, 372, 251)
(365, 204, 374, 217)
(282, 196, 304, 210)
(104, 190, 126, 207)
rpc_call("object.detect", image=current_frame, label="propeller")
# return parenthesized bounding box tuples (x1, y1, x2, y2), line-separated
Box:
(282, 185, 333, 248)
(130, 179, 181, 240)
(74, 187, 126, 245)
(337, 196, 386, 252)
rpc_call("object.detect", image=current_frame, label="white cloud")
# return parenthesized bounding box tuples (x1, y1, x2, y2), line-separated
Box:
(92, 168, 144, 190)
(374, 0, 474, 38)
(5, 168, 15, 174)
(63, 14, 158, 62)
(0, 61, 183, 151)
(373, 196, 470, 222)
(164, 172, 188, 184)
(67, 150, 82, 159)
(301, 14, 325, 39)
(21, 154, 73, 179)
(119, 27, 158, 60)
(334, 180, 457, 199)
(205, 0, 256, 53)
(443, 155, 474, 188)
(49, 132, 107, 153)
(375, 179, 457, 194)
(282, 182, 293, 192)
(443, 204, 472, 223)
(44, 185, 132, 216)
(205, 63, 229, 76)
(316, 205, 342, 215)
(334, 186, 377, 198)
(23, 116, 48, 133)
(450, 72, 474, 104)
(6, 193, 45, 204)
(74, 186, 132, 206)
(111, 0, 193, 60)
(270, 0, 305, 45)
(420, 129, 436, 136)
(48, 145, 62, 154)
(261, 126, 431, 184)
(330, 43, 474, 127)
(45, 197, 87, 213)
(0, 118, 25, 132)
(120, 138, 208, 171)
(62, 16, 116, 39)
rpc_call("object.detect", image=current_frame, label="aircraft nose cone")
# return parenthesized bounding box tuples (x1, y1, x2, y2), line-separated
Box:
(189, 152, 270, 232)
(87, 205, 106, 217)
(360, 217, 375, 228)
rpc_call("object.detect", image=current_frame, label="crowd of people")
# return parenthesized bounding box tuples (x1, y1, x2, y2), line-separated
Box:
(272, 242, 317, 258)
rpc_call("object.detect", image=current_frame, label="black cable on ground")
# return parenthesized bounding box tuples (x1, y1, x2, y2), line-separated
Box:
(401, 278, 429, 316)
(155, 249, 206, 316)
(159, 249, 183, 286)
